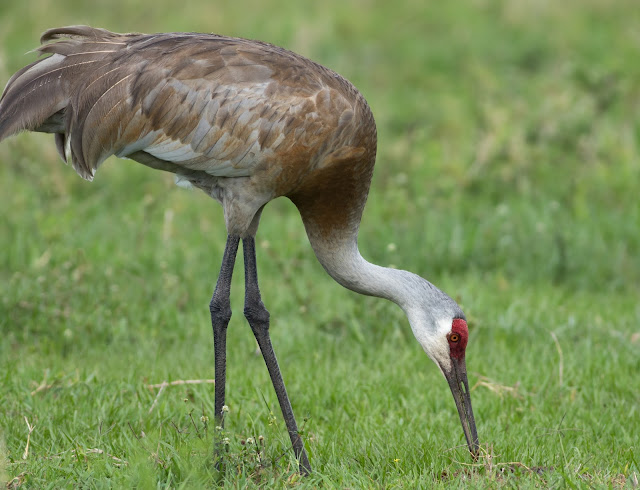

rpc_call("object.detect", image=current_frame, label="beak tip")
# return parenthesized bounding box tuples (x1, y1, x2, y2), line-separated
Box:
(445, 357, 480, 463)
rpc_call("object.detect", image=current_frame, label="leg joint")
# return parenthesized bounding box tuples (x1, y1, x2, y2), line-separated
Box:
(244, 301, 270, 327)
(210, 298, 232, 323)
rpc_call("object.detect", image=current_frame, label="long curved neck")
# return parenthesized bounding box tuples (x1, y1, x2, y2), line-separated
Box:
(287, 147, 431, 312)
(302, 230, 466, 352)
(305, 233, 423, 312)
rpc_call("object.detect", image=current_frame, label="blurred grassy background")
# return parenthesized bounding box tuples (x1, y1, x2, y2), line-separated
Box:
(0, 0, 639, 487)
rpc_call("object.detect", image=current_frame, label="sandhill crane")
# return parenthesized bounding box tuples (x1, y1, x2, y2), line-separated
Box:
(0, 26, 479, 474)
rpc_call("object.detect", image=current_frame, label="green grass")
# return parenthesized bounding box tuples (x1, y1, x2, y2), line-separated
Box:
(1, 0, 639, 487)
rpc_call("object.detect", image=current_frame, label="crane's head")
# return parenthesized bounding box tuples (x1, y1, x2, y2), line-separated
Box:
(408, 306, 479, 459)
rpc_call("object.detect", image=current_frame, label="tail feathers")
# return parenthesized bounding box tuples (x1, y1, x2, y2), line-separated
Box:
(40, 25, 124, 44)
(0, 26, 131, 180)
(0, 53, 71, 142)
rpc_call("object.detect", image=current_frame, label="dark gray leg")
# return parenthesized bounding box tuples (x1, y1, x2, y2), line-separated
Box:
(210, 235, 240, 425)
(242, 236, 312, 475)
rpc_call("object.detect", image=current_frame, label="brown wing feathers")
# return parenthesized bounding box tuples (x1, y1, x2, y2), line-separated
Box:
(0, 27, 246, 179)
(0, 52, 74, 140)
(0, 26, 368, 187)
(0, 26, 130, 178)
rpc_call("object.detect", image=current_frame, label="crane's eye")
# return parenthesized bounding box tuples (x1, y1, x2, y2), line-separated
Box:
(450, 333, 460, 342)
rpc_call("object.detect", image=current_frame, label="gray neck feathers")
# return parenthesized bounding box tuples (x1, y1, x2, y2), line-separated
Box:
(309, 236, 460, 318)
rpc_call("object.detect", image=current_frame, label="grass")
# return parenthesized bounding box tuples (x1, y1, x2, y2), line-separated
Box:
(1, 0, 639, 487)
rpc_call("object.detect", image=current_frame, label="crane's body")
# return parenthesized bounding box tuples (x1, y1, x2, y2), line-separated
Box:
(0, 26, 479, 474)
(1, 27, 374, 241)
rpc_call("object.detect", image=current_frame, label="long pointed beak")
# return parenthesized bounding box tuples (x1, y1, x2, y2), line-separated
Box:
(444, 356, 479, 459)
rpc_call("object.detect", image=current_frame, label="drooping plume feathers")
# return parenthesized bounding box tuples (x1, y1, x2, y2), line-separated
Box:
(0, 26, 139, 180)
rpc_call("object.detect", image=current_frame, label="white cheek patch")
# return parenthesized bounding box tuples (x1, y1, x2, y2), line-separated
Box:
(436, 317, 454, 336)
(427, 339, 451, 374)
(406, 306, 456, 373)
(434, 317, 454, 371)
(409, 314, 453, 374)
